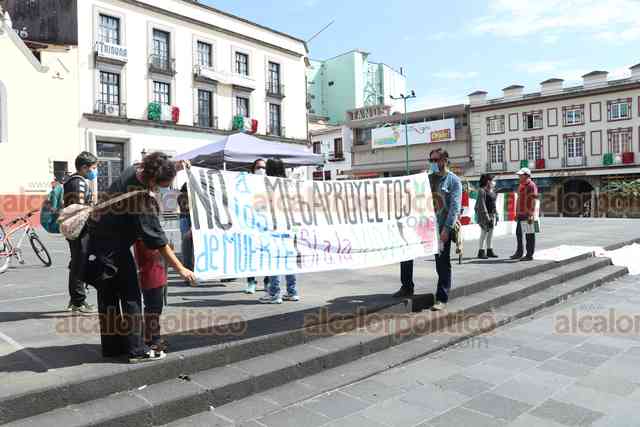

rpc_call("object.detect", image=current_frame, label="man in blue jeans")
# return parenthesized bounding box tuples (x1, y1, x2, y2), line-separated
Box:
(260, 275, 298, 304)
(394, 149, 462, 311)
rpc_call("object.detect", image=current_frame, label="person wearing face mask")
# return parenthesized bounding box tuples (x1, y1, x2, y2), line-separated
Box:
(63, 151, 99, 314)
(475, 174, 498, 259)
(393, 149, 461, 312)
(87, 152, 196, 363)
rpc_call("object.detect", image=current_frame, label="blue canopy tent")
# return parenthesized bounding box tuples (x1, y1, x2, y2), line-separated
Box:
(175, 132, 324, 170)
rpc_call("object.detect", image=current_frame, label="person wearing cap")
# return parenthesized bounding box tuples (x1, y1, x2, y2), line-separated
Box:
(394, 148, 461, 312)
(511, 167, 539, 261)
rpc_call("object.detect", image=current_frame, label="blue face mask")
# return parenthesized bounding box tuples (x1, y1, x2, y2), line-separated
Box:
(430, 162, 440, 174)
(86, 169, 98, 181)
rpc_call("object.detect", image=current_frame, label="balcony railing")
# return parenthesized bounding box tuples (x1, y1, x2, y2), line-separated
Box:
(563, 156, 587, 167)
(266, 83, 285, 98)
(94, 101, 127, 118)
(148, 54, 176, 76)
(194, 114, 219, 130)
(486, 161, 507, 172)
(267, 125, 285, 137)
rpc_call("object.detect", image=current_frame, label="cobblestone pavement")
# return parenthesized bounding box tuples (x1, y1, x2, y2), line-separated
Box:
(243, 274, 640, 427)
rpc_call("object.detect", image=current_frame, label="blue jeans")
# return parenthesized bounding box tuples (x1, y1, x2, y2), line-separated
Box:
(434, 232, 452, 303)
(269, 275, 297, 297)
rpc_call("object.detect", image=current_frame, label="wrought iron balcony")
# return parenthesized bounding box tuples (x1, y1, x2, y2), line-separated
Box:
(148, 54, 176, 76)
(266, 82, 285, 98)
(486, 161, 507, 172)
(267, 125, 285, 137)
(94, 101, 127, 118)
(194, 114, 219, 130)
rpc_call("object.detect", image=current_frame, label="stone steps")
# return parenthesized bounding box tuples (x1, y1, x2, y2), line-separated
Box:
(4, 254, 627, 427)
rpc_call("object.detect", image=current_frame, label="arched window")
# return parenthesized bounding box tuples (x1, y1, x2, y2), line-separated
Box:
(0, 81, 6, 143)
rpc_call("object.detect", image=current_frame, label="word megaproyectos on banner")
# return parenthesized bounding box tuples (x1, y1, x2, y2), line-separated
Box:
(186, 167, 439, 280)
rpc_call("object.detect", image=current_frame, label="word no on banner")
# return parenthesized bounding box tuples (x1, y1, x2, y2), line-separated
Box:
(186, 167, 438, 280)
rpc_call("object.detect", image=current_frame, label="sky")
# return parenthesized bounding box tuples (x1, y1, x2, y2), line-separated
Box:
(203, 0, 640, 111)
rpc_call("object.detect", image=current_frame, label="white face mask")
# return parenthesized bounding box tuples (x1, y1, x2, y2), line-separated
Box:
(254, 168, 266, 176)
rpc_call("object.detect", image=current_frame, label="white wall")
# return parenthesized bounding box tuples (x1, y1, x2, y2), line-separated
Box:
(381, 64, 406, 113)
(77, 0, 308, 140)
(0, 29, 80, 195)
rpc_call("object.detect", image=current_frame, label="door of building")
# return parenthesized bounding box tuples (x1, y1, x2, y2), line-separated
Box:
(96, 141, 125, 192)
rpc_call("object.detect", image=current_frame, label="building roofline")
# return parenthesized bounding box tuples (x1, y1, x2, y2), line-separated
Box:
(630, 63, 640, 70)
(0, 15, 49, 73)
(177, 0, 308, 52)
(346, 104, 468, 128)
(119, 0, 306, 57)
(541, 78, 564, 84)
(582, 70, 608, 77)
(309, 49, 371, 63)
(470, 80, 640, 112)
(468, 90, 487, 96)
(502, 85, 524, 90)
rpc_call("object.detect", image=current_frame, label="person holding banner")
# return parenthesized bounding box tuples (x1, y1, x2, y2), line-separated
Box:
(87, 152, 196, 363)
(259, 158, 299, 304)
(511, 167, 539, 261)
(394, 149, 461, 311)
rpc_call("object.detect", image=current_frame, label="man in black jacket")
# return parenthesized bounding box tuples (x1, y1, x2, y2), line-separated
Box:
(63, 151, 98, 313)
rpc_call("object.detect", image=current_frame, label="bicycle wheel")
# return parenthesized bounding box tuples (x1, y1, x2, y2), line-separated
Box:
(29, 234, 52, 267)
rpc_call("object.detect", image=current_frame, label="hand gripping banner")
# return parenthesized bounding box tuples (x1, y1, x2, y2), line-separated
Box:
(186, 167, 439, 280)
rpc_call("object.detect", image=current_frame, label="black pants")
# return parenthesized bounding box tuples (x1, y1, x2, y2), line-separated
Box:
(142, 287, 164, 346)
(67, 233, 88, 306)
(96, 248, 147, 358)
(434, 233, 453, 303)
(515, 220, 536, 257)
(400, 260, 415, 290)
(181, 232, 194, 271)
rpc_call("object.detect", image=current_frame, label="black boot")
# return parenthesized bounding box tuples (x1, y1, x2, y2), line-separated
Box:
(487, 249, 498, 258)
(393, 287, 414, 298)
(477, 249, 488, 259)
(510, 252, 523, 260)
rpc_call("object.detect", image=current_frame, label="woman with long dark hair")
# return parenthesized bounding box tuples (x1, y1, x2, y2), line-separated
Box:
(88, 152, 196, 363)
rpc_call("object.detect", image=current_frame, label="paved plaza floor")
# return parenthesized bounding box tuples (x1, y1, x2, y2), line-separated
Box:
(0, 218, 638, 402)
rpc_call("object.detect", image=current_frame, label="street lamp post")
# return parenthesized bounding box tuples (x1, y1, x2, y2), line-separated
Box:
(390, 90, 416, 175)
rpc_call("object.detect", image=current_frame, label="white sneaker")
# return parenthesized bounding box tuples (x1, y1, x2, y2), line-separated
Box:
(282, 294, 300, 302)
(259, 294, 283, 304)
(431, 301, 447, 311)
(244, 282, 257, 294)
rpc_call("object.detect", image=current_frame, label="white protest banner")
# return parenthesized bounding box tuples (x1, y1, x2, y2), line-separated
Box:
(186, 167, 438, 280)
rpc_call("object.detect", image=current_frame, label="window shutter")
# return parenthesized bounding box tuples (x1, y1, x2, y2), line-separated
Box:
(486, 119, 490, 134)
(607, 102, 612, 121)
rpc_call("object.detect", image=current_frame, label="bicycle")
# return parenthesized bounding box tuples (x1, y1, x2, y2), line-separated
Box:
(0, 209, 52, 273)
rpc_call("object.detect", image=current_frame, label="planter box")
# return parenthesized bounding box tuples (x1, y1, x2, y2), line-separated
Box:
(622, 152, 634, 164)
(535, 159, 545, 169)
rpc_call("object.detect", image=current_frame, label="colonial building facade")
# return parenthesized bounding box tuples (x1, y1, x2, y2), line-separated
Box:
(469, 65, 640, 217)
(4, 0, 309, 191)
